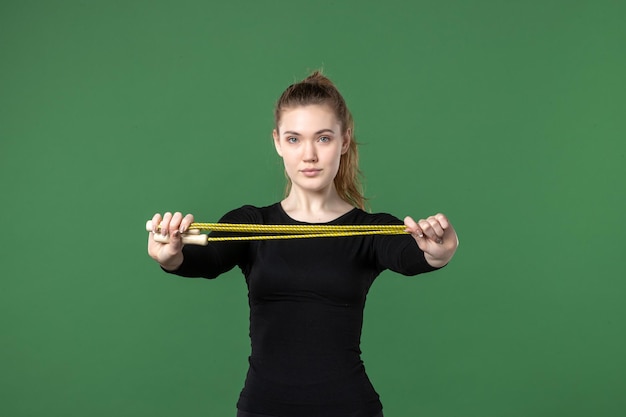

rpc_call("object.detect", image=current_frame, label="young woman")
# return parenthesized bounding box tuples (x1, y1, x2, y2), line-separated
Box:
(148, 71, 458, 417)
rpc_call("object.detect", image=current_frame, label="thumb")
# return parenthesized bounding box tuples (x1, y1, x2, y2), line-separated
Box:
(404, 216, 424, 239)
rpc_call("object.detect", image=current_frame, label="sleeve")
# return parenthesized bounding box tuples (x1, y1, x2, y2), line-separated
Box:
(371, 213, 441, 276)
(163, 205, 261, 279)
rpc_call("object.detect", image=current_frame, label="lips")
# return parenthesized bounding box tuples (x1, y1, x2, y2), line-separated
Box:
(300, 168, 322, 177)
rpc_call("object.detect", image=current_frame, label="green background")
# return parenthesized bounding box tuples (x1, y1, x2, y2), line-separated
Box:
(1, 1, 624, 416)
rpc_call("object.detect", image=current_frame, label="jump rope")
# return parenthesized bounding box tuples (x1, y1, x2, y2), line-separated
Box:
(146, 221, 409, 246)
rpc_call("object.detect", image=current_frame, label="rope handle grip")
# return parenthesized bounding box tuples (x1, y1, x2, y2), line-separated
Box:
(146, 221, 208, 245)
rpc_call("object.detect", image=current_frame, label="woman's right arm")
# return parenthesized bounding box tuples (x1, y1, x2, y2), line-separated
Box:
(147, 211, 195, 271)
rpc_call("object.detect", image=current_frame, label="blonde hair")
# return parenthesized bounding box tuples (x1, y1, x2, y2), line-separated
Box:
(274, 71, 366, 210)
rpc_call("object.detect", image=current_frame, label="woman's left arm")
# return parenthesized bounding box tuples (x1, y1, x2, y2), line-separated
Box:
(404, 213, 459, 268)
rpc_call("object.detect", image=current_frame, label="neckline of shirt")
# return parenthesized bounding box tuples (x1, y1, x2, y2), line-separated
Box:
(274, 202, 359, 225)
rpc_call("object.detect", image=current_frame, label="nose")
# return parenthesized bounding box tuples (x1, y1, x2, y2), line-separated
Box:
(303, 141, 318, 163)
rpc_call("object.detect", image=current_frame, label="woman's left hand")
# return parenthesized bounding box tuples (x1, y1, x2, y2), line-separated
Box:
(404, 213, 459, 268)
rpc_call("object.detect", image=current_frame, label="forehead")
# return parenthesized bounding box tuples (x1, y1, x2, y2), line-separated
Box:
(277, 105, 340, 133)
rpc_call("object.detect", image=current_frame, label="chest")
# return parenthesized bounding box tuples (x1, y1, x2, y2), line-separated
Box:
(244, 237, 379, 306)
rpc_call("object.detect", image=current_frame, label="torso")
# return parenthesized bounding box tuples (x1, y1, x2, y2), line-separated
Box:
(175, 202, 437, 417)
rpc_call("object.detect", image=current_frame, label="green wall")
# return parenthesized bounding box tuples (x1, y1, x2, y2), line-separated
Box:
(1, 1, 624, 416)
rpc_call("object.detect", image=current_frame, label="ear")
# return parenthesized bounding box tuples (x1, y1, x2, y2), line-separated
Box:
(273, 129, 283, 157)
(341, 128, 352, 154)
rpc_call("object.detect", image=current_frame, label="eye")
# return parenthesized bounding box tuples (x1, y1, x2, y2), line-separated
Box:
(318, 136, 331, 143)
(287, 137, 298, 143)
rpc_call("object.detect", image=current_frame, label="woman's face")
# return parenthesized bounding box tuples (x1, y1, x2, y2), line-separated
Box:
(273, 104, 350, 194)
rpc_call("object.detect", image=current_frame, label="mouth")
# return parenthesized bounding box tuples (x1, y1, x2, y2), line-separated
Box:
(300, 168, 322, 177)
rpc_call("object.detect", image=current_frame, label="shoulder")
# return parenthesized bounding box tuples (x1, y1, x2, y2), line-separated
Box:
(218, 203, 282, 224)
(344, 208, 404, 226)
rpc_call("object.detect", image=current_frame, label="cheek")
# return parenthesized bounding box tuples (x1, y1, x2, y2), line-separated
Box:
(329, 146, 344, 164)
(280, 151, 298, 169)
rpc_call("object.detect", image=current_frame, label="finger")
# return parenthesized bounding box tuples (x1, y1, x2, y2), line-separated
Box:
(161, 212, 173, 236)
(151, 213, 163, 234)
(180, 213, 195, 233)
(169, 212, 184, 235)
(426, 217, 445, 238)
(417, 219, 431, 236)
(404, 216, 424, 238)
(418, 218, 442, 243)
(403, 216, 417, 232)
(434, 213, 450, 230)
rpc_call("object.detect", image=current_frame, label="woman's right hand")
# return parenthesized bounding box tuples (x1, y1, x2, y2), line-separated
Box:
(147, 211, 195, 271)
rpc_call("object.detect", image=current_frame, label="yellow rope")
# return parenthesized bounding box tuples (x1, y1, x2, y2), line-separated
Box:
(166, 223, 408, 241)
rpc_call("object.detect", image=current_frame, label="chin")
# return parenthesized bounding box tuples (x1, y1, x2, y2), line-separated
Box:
(293, 181, 333, 193)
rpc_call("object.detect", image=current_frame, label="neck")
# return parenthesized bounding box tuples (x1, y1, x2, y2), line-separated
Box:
(281, 186, 354, 223)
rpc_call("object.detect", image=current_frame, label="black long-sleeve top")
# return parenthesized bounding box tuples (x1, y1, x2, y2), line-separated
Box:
(168, 203, 440, 417)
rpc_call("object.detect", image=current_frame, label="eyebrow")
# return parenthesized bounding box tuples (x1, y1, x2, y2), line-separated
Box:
(282, 129, 335, 136)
